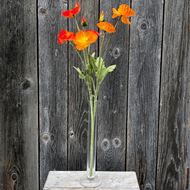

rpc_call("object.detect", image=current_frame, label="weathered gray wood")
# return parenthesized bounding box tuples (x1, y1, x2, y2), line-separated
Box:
(0, 0, 38, 189)
(43, 171, 140, 190)
(188, 128, 190, 190)
(127, 0, 163, 189)
(97, 0, 130, 171)
(38, 0, 68, 189)
(67, 0, 99, 170)
(156, 0, 190, 189)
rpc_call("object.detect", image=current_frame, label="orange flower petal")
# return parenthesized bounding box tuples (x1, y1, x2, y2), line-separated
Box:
(112, 8, 121, 18)
(75, 44, 89, 51)
(72, 2, 81, 15)
(97, 22, 116, 33)
(121, 16, 131, 25)
(62, 2, 81, 18)
(62, 10, 74, 18)
(118, 4, 136, 17)
(58, 29, 75, 44)
(73, 30, 99, 51)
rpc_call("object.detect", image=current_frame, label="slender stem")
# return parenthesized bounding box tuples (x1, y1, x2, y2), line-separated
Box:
(89, 94, 95, 177)
(99, 32, 106, 58)
(74, 17, 80, 31)
(69, 43, 84, 66)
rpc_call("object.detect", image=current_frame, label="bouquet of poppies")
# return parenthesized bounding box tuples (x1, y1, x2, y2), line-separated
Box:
(58, 2, 135, 183)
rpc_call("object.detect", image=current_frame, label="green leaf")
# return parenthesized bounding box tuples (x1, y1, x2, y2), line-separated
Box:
(73, 66, 85, 79)
(96, 64, 117, 84)
(95, 57, 104, 68)
(107, 65, 116, 72)
(91, 52, 95, 58)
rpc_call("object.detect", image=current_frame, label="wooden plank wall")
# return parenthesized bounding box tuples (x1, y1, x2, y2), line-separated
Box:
(97, 0, 129, 172)
(127, 0, 163, 189)
(0, 0, 38, 190)
(38, 0, 68, 188)
(0, 0, 189, 190)
(156, 0, 190, 189)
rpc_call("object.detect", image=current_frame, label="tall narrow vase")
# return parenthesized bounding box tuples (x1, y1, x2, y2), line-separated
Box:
(80, 99, 101, 187)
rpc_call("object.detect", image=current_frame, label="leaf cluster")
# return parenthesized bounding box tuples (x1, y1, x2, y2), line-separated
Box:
(73, 53, 116, 94)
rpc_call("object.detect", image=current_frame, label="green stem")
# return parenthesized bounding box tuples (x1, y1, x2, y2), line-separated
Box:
(69, 43, 84, 66)
(74, 17, 80, 31)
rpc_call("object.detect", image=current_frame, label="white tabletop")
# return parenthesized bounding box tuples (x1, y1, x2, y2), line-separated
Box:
(44, 171, 140, 190)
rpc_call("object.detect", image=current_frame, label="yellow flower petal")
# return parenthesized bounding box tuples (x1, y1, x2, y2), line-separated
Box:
(99, 11, 105, 22)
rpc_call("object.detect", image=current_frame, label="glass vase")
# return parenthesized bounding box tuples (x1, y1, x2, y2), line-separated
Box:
(80, 98, 101, 187)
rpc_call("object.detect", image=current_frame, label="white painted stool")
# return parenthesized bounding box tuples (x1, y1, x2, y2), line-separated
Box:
(43, 171, 140, 190)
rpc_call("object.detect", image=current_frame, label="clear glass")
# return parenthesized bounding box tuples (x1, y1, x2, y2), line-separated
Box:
(80, 100, 101, 187)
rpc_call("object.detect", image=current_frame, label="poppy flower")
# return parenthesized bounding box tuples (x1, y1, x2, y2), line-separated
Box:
(73, 30, 99, 50)
(99, 11, 105, 22)
(112, 4, 135, 24)
(81, 16, 88, 27)
(58, 29, 75, 44)
(62, 2, 81, 18)
(97, 22, 116, 33)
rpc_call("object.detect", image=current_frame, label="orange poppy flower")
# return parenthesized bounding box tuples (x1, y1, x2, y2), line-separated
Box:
(62, 2, 81, 18)
(73, 30, 99, 51)
(112, 4, 135, 24)
(97, 22, 116, 33)
(58, 29, 75, 44)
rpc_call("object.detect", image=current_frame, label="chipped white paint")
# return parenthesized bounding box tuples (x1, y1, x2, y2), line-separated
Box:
(43, 171, 140, 190)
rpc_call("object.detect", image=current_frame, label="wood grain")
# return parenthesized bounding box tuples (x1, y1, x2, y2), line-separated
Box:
(38, 0, 68, 188)
(97, 0, 129, 171)
(67, 0, 99, 171)
(127, 0, 163, 189)
(0, 0, 38, 189)
(156, 0, 190, 189)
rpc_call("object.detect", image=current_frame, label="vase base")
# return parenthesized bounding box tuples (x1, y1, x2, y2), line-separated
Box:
(80, 175, 101, 188)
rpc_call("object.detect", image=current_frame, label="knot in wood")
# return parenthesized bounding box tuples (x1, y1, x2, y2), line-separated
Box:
(144, 183, 152, 190)
(110, 47, 121, 59)
(41, 132, 51, 144)
(11, 173, 18, 181)
(21, 79, 31, 90)
(138, 18, 149, 33)
(112, 138, 121, 148)
(69, 130, 74, 138)
(101, 139, 110, 151)
(141, 23, 147, 30)
(39, 7, 47, 15)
